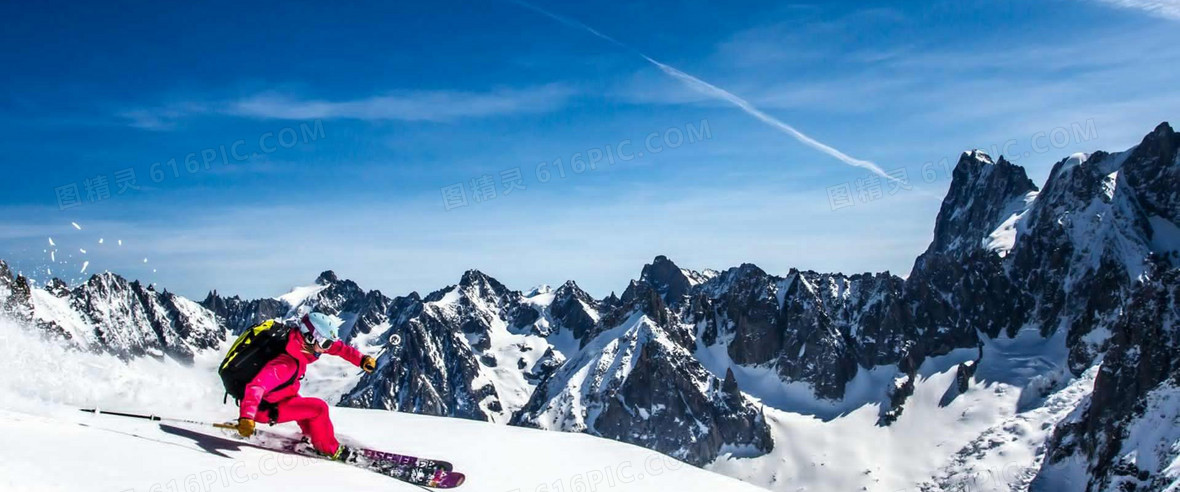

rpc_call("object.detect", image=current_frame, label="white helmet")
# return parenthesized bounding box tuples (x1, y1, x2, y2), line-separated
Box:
(299, 312, 342, 349)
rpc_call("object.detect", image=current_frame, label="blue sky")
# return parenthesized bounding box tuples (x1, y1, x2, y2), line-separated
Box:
(2, 0, 1178, 299)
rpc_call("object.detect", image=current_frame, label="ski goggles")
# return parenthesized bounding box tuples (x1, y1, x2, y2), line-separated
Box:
(303, 332, 335, 350)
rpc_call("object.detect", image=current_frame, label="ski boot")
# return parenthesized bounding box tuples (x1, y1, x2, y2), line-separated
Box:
(330, 445, 360, 464)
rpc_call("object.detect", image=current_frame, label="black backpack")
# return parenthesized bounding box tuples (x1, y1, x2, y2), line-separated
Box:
(218, 320, 301, 404)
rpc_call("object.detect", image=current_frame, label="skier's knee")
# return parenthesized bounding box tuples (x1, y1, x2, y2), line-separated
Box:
(309, 398, 329, 417)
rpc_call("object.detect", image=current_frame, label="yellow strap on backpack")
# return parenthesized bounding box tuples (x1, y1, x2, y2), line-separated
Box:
(221, 320, 276, 370)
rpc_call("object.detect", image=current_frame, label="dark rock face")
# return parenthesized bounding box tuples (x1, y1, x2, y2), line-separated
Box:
(1035, 267, 1180, 490)
(600, 292, 621, 311)
(338, 273, 506, 421)
(526, 347, 564, 383)
(1029, 123, 1180, 490)
(926, 152, 1038, 255)
(342, 270, 586, 423)
(836, 273, 907, 368)
(0, 260, 34, 321)
(44, 278, 70, 298)
(641, 255, 695, 304)
(513, 279, 773, 466)
(677, 153, 1038, 403)
(340, 291, 495, 421)
(1122, 122, 1179, 224)
(689, 263, 906, 401)
(613, 280, 691, 347)
(316, 270, 339, 285)
(547, 281, 597, 341)
(1010, 149, 1149, 372)
(23, 272, 226, 363)
(348, 290, 395, 339)
(893, 152, 1037, 350)
(3, 263, 222, 361)
(775, 272, 861, 400)
(203, 269, 396, 342)
(201, 292, 287, 335)
(693, 263, 783, 365)
(593, 342, 773, 467)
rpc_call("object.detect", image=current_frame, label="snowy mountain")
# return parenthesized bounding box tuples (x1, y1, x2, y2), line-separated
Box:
(203, 269, 393, 341)
(513, 278, 773, 467)
(2, 122, 1178, 491)
(1, 264, 222, 362)
(1030, 123, 1180, 490)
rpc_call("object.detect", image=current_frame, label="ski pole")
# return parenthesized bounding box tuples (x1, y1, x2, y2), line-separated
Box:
(80, 408, 221, 428)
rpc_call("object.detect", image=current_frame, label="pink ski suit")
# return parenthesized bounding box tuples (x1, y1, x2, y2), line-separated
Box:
(239, 328, 364, 455)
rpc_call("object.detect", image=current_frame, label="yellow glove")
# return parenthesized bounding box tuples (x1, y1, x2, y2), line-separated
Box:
(361, 355, 377, 374)
(236, 418, 256, 438)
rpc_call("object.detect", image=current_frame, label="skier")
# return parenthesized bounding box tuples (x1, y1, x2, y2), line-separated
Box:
(232, 312, 377, 460)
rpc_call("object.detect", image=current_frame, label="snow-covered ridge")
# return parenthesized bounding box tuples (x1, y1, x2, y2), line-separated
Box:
(275, 282, 329, 308)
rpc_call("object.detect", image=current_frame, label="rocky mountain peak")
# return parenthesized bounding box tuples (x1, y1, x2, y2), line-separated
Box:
(79, 271, 130, 294)
(553, 280, 588, 299)
(925, 151, 1038, 257)
(617, 280, 666, 321)
(722, 367, 741, 394)
(45, 278, 70, 297)
(734, 262, 768, 279)
(459, 269, 487, 285)
(1122, 121, 1178, 223)
(697, 262, 769, 298)
(600, 291, 621, 310)
(546, 280, 599, 342)
(525, 284, 553, 296)
(0, 260, 33, 320)
(201, 289, 288, 335)
(202, 290, 224, 305)
(619, 279, 653, 307)
(315, 270, 339, 285)
(640, 255, 694, 304)
(965, 149, 995, 165)
(1148, 120, 1175, 142)
(457, 269, 512, 303)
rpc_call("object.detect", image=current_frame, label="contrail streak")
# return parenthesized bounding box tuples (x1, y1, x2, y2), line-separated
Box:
(505, 0, 896, 181)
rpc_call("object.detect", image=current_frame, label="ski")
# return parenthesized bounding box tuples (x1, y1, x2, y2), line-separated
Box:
(232, 424, 453, 471)
(360, 447, 453, 473)
(213, 423, 466, 489)
(81, 410, 465, 489)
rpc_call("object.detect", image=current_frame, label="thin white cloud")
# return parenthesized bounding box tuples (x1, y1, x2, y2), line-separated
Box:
(1087, 0, 1180, 20)
(117, 102, 212, 130)
(119, 84, 575, 130)
(226, 84, 575, 121)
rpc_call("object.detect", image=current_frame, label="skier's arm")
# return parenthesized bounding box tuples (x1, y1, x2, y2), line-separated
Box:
(239, 356, 297, 421)
(325, 340, 365, 367)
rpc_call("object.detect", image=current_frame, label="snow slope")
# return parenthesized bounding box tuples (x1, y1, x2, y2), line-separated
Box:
(0, 315, 763, 492)
(706, 328, 1093, 491)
